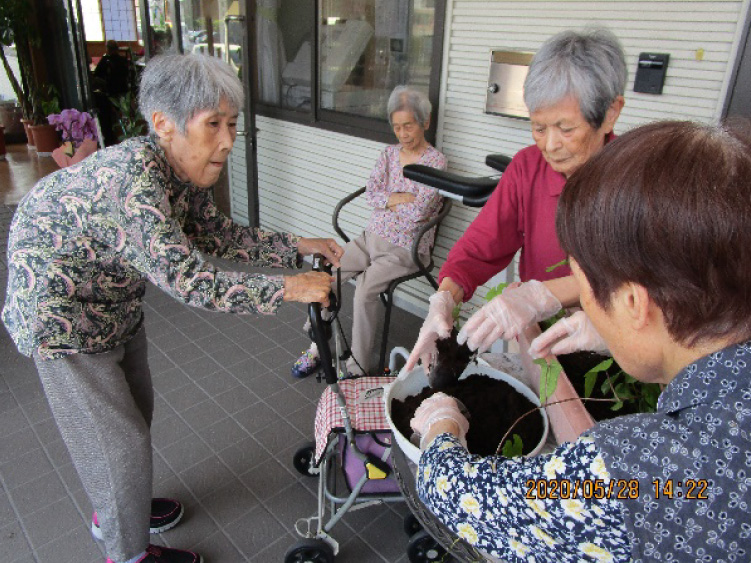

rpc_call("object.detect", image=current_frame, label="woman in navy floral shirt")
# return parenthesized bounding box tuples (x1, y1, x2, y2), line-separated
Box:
(411, 121, 751, 562)
(2, 54, 343, 563)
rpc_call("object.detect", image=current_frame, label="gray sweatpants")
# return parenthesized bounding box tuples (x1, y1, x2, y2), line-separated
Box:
(34, 326, 153, 563)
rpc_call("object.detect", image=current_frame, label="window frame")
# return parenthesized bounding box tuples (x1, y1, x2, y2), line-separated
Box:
(252, 0, 446, 145)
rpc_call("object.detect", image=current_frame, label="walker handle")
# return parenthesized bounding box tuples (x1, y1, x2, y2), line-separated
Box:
(308, 255, 338, 384)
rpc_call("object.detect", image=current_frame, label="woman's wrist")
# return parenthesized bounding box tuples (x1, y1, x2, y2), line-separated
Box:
(438, 278, 464, 304)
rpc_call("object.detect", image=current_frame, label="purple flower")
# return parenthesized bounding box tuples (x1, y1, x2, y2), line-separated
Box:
(46, 108, 98, 148)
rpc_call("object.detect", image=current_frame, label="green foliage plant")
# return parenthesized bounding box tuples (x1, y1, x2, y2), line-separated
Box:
(0, 0, 46, 124)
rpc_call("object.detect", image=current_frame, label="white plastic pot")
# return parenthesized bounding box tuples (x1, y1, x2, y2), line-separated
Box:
(384, 361, 549, 465)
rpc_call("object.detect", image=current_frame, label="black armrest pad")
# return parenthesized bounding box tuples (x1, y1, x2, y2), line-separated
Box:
(485, 153, 512, 173)
(403, 164, 499, 200)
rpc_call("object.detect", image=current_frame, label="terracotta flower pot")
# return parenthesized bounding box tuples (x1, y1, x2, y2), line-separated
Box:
(0, 125, 6, 159)
(29, 124, 60, 156)
(21, 119, 35, 148)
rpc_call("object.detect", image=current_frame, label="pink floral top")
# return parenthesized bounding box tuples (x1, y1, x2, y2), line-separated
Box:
(364, 144, 446, 256)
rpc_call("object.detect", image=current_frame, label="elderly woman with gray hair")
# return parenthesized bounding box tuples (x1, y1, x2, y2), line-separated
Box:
(406, 28, 626, 374)
(291, 85, 446, 378)
(2, 54, 342, 563)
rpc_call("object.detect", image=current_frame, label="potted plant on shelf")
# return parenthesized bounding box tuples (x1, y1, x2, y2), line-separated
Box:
(29, 85, 62, 156)
(47, 108, 98, 168)
(0, 0, 47, 147)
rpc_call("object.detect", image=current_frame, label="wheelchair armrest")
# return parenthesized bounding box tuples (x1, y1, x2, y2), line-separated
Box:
(409, 198, 453, 290)
(332, 187, 366, 243)
(485, 153, 512, 173)
(402, 165, 499, 208)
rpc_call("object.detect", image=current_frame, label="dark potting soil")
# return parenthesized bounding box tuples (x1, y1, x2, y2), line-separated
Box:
(429, 328, 474, 390)
(556, 351, 641, 420)
(391, 373, 545, 457)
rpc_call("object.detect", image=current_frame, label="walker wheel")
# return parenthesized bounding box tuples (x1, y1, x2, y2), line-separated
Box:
(403, 513, 423, 537)
(407, 530, 447, 562)
(284, 538, 335, 563)
(292, 442, 317, 476)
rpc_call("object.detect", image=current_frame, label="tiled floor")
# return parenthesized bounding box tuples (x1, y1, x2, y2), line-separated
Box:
(0, 146, 426, 562)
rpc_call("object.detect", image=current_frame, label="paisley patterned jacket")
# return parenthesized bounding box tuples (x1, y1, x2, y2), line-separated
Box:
(3, 136, 301, 360)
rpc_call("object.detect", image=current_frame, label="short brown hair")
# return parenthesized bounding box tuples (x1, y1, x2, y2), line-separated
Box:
(557, 120, 751, 346)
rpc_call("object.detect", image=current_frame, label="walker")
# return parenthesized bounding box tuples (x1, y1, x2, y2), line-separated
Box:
(284, 256, 446, 563)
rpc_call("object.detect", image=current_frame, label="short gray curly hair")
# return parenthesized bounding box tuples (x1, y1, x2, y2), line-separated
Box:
(139, 53, 244, 134)
(524, 28, 627, 129)
(387, 85, 432, 129)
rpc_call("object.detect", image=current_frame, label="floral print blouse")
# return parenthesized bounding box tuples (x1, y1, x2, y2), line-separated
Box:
(418, 342, 751, 562)
(364, 144, 446, 256)
(418, 434, 631, 562)
(3, 135, 301, 360)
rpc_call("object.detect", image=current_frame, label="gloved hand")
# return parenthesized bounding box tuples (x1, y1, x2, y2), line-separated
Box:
(457, 280, 562, 353)
(410, 392, 470, 449)
(528, 310, 609, 358)
(404, 291, 455, 373)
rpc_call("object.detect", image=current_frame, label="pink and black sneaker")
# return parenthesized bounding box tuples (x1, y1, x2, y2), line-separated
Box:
(105, 544, 202, 563)
(92, 498, 184, 541)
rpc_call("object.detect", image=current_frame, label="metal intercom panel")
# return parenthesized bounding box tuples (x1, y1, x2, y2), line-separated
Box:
(485, 50, 534, 120)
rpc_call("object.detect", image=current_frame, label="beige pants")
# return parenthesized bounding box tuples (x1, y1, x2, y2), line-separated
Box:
(338, 231, 422, 375)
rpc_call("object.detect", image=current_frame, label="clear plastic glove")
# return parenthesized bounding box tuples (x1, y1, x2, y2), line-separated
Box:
(410, 392, 470, 449)
(457, 280, 562, 353)
(528, 310, 610, 358)
(404, 291, 455, 373)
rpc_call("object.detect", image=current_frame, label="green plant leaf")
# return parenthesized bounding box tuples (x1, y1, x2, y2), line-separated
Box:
(545, 258, 569, 273)
(502, 434, 523, 458)
(484, 282, 509, 302)
(611, 401, 624, 411)
(538, 360, 562, 405)
(583, 372, 597, 398)
(588, 358, 614, 375)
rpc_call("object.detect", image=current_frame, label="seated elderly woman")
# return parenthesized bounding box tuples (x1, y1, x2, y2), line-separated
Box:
(406, 28, 626, 373)
(410, 120, 751, 561)
(2, 54, 343, 563)
(292, 85, 446, 378)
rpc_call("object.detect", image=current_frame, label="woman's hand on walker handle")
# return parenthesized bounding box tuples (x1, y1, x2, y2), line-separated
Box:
(283, 272, 333, 307)
(529, 310, 609, 358)
(457, 280, 562, 353)
(404, 291, 455, 373)
(298, 238, 344, 268)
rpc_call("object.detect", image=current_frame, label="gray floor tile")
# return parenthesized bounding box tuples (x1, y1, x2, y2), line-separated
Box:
(32, 525, 103, 563)
(0, 447, 54, 490)
(252, 419, 306, 455)
(212, 384, 259, 415)
(232, 401, 278, 435)
(194, 369, 242, 397)
(159, 434, 214, 472)
(0, 488, 18, 529)
(239, 458, 298, 502)
(216, 436, 270, 475)
(182, 399, 232, 433)
(8, 471, 68, 517)
(199, 479, 259, 527)
(224, 504, 287, 559)
(151, 413, 195, 449)
(190, 530, 245, 562)
(264, 386, 312, 418)
(0, 521, 34, 562)
(21, 496, 84, 549)
(195, 417, 250, 453)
